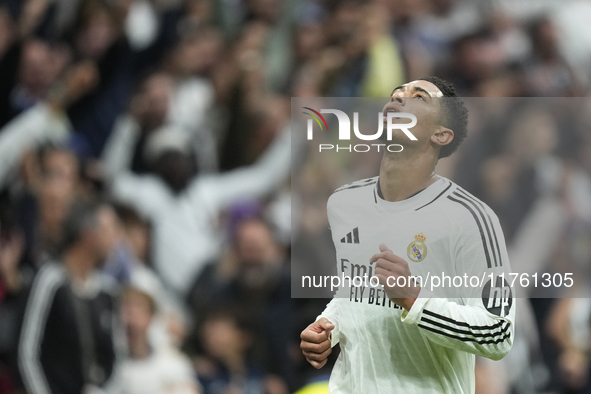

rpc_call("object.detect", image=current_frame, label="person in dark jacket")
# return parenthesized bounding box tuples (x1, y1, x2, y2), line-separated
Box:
(18, 199, 125, 394)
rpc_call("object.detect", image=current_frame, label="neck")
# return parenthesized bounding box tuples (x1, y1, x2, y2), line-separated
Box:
(63, 245, 96, 285)
(128, 333, 151, 359)
(222, 352, 246, 376)
(378, 150, 438, 202)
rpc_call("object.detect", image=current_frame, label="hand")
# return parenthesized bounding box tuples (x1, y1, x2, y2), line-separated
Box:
(49, 61, 99, 111)
(19, 0, 51, 38)
(370, 243, 420, 311)
(63, 61, 99, 102)
(559, 348, 589, 389)
(300, 317, 334, 369)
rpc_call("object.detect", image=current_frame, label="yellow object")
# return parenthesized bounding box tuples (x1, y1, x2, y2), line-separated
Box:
(293, 381, 330, 394)
(361, 35, 405, 97)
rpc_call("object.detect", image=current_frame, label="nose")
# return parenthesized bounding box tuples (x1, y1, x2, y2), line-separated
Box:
(390, 91, 406, 106)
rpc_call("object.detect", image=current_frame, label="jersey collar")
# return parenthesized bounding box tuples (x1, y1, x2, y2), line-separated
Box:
(374, 176, 451, 213)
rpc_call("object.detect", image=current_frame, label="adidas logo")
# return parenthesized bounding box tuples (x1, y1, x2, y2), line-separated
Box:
(341, 227, 360, 244)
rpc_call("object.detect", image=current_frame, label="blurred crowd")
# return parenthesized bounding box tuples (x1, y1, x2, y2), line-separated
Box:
(0, 0, 590, 393)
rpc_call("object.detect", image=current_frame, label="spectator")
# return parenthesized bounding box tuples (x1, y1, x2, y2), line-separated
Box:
(109, 203, 187, 350)
(188, 216, 293, 391)
(18, 199, 125, 394)
(523, 17, 584, 97)
(195, 307, 278, 394)
(120, 278, 201, 394)
(0, 38, 69, 128)
(102, 116, 292, 297)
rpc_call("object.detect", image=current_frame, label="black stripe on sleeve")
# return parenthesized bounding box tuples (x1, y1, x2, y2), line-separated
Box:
(415, 182, 453, 211)
(420, 317, 510, 340)
(447, 195, 492, 268)
(456, 189, 504, 267)
(422, 309, 504, 330)
(418, 324, 511, 345)
(452, 191, 498, 267)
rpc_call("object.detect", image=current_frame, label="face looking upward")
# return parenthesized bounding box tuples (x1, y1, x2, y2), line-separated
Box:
(381, 80, 454, 154)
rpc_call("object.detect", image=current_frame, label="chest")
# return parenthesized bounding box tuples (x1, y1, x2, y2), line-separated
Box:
(330, 204, 456, 279)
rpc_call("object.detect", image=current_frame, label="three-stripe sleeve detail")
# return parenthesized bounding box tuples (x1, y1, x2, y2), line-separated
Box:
(418, 309, 511, 345)
(451, 191, 499, 267)
(19, 264, 66, 394)
(447, 194, 492, 268)
(456, 188, 504, 268)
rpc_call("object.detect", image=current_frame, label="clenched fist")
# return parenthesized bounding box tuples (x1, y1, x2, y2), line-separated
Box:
(300, 317, 334, 369)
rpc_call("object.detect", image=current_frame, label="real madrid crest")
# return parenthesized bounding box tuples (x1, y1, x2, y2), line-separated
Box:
(407, 233, 427, 262)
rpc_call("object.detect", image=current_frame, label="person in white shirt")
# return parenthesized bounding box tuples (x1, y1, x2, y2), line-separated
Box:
(102, 116, 291, 297)
(300, 77, 515, 394)
(120, 276, 201, 394)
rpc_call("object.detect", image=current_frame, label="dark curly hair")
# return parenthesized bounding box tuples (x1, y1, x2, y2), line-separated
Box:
(419, 76, 468, 159)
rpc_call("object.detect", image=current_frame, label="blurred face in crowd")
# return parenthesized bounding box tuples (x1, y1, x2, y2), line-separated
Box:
(504, 109, 558, 166)
(37, 149, 79, 247)
(295, 23, 324, 62)
(381, 80, 453, 154)
(248, 0, 279, 24)
(140, 73, 173, 129)
(75, 7, 117, 60)
(202, 315, 251, 362)
(235, 219, 281, 268)
(154, 151, 194, 194)
(171, 27, 222, 76)
(124, 221, 150, 262)
(531, 19, 559, 60)
(186, 0, 212, 21)
(19, 40, 68, 96)
(121, 289, 154, 341)
(328, 1, 359, 42)
(331, 2, 367, 59)
(42, 148, 80, 196)
(481, 155, 518, 203)
(85, 206, 120, 266)
(39, 179, 72, 244)
(454, 36, 504, 82)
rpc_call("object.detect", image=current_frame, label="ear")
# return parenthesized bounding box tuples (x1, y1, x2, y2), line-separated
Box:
(431, 127, 454, 148)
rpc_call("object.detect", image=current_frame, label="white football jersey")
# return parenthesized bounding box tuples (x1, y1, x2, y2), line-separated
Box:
(320, 176, 515, 394)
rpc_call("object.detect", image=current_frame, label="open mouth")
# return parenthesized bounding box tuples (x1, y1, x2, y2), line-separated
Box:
(383, 107, 401, 122)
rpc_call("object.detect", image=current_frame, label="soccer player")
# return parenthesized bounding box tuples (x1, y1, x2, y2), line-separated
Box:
(300, 77, 515, 393)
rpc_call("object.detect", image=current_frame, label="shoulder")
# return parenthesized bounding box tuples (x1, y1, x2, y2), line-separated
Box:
(154, 347, 195, 376)
(98, 273, 120, 298)
(332, 176, 379, 194)
(437, 183, 504, 250)
(327, 176, 378, 208)
(30, 262, 68, 292)
(23, 262, 68, 318)
(442, 184, 500, 225)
